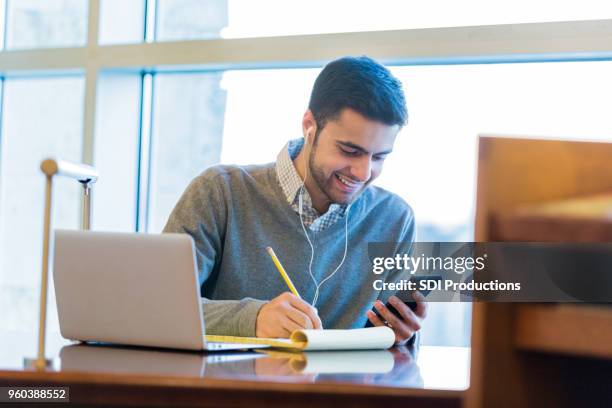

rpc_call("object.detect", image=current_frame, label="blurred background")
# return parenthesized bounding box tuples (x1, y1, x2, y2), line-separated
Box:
(1, 0, 612, 348)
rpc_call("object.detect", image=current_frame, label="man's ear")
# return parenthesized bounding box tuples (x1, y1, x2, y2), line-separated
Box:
(302, 110, 317, 145)
(305, 125, 317, 145)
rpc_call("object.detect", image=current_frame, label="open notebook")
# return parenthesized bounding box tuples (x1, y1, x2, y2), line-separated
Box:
(206, 326, 395, 351)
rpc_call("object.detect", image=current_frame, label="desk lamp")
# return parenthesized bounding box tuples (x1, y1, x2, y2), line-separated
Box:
(24, 158, 99, 371)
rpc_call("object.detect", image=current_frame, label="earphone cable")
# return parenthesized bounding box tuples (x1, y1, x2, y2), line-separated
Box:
(298, 140, 351, 306)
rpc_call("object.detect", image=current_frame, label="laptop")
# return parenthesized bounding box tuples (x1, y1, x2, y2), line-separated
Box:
(53, 230, 266, 351)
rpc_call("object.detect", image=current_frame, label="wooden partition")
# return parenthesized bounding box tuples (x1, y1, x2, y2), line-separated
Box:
(465, 136, 612, 408)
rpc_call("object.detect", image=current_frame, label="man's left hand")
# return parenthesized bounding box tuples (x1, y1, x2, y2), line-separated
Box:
(366, 291, 428, 345)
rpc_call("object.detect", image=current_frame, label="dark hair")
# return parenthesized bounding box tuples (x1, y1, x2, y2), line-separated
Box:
(308, 56, 407, 135)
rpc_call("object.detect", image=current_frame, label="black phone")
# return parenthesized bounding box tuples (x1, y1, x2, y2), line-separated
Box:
(365, 275, 442, 327)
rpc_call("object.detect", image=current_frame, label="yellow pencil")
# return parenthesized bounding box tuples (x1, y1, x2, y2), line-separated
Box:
(266, 246, 301, 299)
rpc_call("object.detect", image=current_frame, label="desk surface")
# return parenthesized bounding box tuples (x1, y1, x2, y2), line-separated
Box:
(0, 331, 469, 407)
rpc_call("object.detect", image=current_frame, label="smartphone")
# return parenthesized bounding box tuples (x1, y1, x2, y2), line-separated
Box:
(365, 275, 442, 327)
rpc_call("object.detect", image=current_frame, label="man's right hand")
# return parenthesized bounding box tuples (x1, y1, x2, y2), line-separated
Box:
(255, 292, 323, 338)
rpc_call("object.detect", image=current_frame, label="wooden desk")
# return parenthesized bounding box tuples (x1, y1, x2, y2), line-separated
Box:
(0, 331, 467, 407)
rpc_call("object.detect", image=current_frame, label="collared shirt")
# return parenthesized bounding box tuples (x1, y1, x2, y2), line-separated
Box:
(275, 138, 348, 232)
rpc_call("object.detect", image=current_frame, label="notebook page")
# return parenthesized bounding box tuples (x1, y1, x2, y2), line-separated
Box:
(205, 335, 299, 348)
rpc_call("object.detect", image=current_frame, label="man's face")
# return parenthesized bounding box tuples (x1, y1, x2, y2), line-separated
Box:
(307, 108, 400, 205)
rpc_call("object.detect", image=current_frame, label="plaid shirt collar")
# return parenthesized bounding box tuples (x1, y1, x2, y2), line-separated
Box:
(275, 138, 347, 231)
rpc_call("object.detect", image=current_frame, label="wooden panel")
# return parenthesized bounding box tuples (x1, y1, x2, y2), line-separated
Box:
(493, 194, 612, 241)
(467, 136, 612, 408)
(514, 304, 612, 359)
(474, 136, 612, 241)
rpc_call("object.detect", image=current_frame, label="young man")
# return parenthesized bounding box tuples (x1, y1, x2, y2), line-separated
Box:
(164, 56, 426, 345)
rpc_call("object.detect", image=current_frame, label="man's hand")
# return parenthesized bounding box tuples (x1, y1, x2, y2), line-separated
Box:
(366, 291, 428, 345)
(256, 292, 323, 338)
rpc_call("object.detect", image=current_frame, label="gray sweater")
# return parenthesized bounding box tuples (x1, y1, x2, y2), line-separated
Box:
(163, 163, 415, 337)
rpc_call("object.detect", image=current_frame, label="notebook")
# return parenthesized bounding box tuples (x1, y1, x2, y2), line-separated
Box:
(205, 326, 395, 351)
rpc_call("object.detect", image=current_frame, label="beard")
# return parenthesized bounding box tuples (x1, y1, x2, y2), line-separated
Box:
(308, 150, 338, 204)
(307, 143, 367, 206)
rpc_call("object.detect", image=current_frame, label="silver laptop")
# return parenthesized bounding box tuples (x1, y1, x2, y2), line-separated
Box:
(53, 230, 266, 351)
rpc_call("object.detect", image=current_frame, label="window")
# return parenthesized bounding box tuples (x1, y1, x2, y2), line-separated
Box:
(5, 0, 87, 49)
(0, 76, 84, 333)
(156, 0, 612, 40)
(147, 72, 226, 232)
(92, 72, 142, 231)
(98, 0, 145, 45)
(156, 0, 227, 41)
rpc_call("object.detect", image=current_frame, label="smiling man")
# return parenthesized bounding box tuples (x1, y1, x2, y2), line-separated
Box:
(164, 56, 426, 345)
